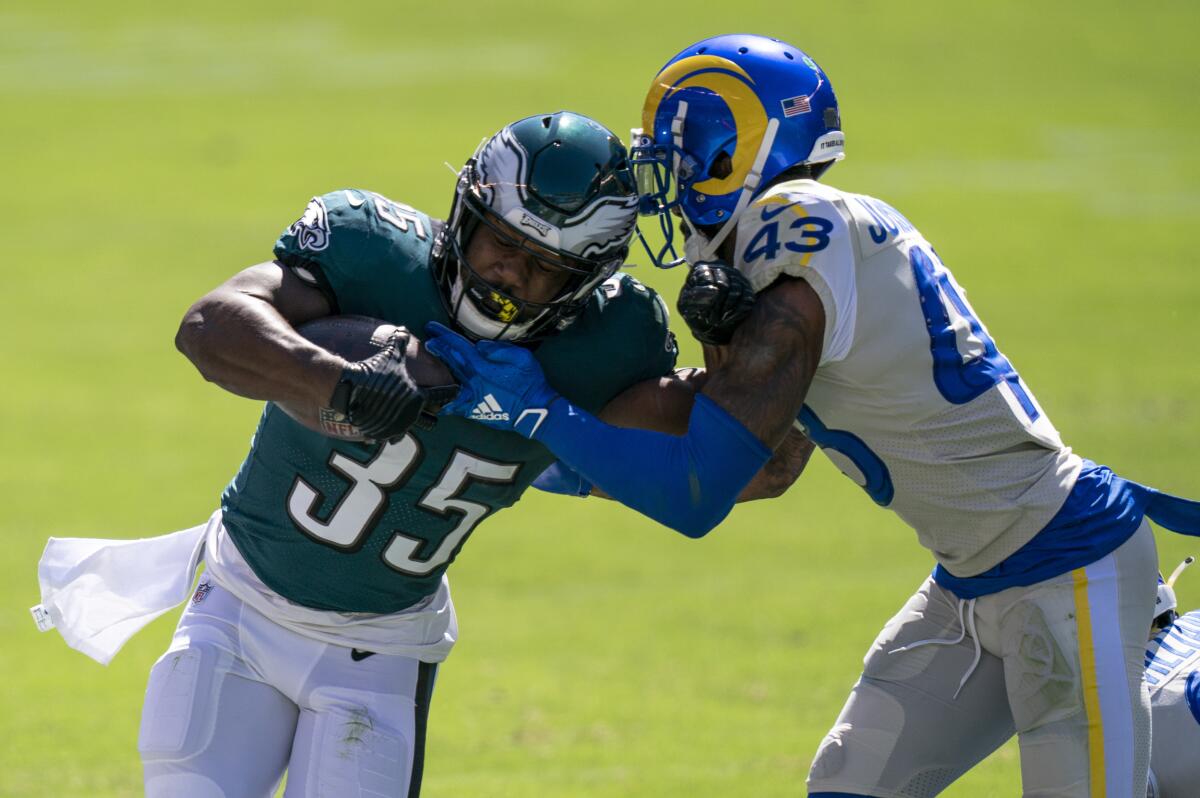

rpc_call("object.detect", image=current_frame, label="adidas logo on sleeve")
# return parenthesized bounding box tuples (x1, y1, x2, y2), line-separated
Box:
(470, 394, 509, 422)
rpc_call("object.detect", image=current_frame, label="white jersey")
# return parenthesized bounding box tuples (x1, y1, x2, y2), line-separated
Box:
(733, 180, 1081, 576)
(1145, 610, 1200, 798)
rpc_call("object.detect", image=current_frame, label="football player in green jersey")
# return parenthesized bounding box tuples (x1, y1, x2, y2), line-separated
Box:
(128, 111, 802, 797)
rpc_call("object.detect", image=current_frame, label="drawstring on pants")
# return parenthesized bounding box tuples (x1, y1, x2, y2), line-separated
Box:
(888, 597, 981, 699)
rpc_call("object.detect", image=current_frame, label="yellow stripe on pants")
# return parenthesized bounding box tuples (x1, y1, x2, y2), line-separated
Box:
(1072, 567, 1106, 797)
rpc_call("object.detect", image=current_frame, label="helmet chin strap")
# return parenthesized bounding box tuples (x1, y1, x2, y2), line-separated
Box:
(694, 117, 780, 263)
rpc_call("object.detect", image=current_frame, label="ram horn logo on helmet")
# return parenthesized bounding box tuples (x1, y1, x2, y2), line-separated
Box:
(629, 34, 845, 267)
(643, 54, 769, 198)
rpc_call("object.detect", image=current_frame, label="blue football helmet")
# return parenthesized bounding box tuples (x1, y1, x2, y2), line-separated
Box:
(630, 33, 844, 267)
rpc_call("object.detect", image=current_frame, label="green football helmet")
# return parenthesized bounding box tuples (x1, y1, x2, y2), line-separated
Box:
(433, 111, 639, 341)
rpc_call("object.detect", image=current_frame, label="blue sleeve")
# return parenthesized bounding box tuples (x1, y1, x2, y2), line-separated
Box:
(1140, 484, 1200, 536)
(531, 461, 592, 498)
(531, 394, 771, 537)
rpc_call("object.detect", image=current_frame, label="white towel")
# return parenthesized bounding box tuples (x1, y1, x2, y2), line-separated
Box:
(31, 516, 211, 665)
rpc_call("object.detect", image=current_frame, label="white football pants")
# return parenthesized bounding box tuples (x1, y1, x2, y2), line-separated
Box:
(808, 521, 1157, 797)
(138, 578, 437, 798)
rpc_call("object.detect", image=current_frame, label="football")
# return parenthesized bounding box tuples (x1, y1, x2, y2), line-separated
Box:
(277, 315, 457, 440)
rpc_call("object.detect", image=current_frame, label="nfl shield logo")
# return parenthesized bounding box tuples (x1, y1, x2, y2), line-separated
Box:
(191, 581, 214, 605)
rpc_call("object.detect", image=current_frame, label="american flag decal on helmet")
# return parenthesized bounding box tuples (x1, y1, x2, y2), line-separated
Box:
(780, 95, 812, 117)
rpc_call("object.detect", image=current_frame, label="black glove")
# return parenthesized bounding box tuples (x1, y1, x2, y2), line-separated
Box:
(329, 329, 426, 441)
(676, 261, 757, 345)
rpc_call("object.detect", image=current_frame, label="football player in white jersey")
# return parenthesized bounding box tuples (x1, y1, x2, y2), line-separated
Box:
(423, 33, 1200, 797)
(1145, 558, 1200, 798)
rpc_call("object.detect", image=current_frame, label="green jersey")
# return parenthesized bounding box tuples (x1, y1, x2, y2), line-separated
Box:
(220, 189, 677, 613)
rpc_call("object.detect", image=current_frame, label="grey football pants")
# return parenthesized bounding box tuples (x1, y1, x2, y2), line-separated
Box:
(807, 522, 1157, 797)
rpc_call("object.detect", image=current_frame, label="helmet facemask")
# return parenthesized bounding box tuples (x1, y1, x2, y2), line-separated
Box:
(629, 128, 696, 269)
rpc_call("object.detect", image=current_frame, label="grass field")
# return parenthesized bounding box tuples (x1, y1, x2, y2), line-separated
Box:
(3, 2, 1198, 795)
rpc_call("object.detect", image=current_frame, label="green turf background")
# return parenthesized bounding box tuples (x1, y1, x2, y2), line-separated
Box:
(3, 1, 1198, 795)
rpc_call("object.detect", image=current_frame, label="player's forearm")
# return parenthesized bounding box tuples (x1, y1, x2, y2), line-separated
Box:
(425, 326, 767, 534)
(596, 369, 702, 434)
(699, 278, 824, 449)
(589, 367, 807, 503)
(176, 288, 343, 407)
(583, 426, 810, 503)
(535, 395, 771, 536)
(738, 425, 814, 501)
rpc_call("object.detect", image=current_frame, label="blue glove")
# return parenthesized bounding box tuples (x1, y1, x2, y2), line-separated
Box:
(424, 322, 561, 437)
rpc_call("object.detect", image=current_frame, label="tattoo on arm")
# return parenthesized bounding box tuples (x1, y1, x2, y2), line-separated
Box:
(738, 425, 815, 501)
(701, 276, 825, 449)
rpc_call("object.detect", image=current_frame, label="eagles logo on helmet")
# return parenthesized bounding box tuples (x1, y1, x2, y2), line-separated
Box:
(432, 111, 640, 341)
(630, 33, 844, 268)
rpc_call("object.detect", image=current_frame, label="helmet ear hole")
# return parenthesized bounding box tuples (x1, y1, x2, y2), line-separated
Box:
(710, 151, 733, 180)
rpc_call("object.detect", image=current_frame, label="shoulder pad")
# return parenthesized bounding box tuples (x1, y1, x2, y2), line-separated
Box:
(272, 190, 435, 311)
(598, 272, 668, 318)
(540, 271, 676, 413)
(731, 180, 860, 365)
(732, 181, 852, 293)
(276, 188, 432, 249)
(274, 190, 370, 263)
(594, 272, 673, 346)
(841, 191, 922, 255)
